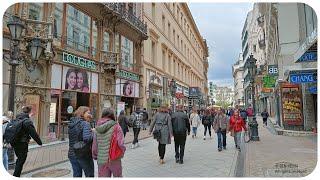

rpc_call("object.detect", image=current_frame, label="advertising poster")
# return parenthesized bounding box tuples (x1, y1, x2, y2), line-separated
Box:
(62, 67, 91, 92)
(49, 103, 57, 123)
(116, 79, 139, 98)
(281, 84, 303, 125)
(117, 102, 126, 117)
(51, 64, 62, 89)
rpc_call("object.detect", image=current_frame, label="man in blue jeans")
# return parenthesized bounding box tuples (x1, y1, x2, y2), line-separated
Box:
(213, 109, 229, 151)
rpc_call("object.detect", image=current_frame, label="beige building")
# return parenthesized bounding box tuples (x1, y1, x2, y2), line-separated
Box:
(232, 53, 245, 107)
(141, 3, 209, 113)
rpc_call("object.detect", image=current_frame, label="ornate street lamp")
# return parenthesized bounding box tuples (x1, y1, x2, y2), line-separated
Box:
(170, 78, 177, 112)
(247, 54, 260, 141)
(7, 15, 25, 40)
(29, 37, 45, 61)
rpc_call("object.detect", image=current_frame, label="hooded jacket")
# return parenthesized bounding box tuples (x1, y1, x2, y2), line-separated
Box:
(14, 112, 42, 145)
(92, 118, 126, 165)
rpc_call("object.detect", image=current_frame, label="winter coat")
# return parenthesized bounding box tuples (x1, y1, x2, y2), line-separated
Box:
(68, 117, 93, 158)
(202, 115, 212, 126)
(92, 118, 126, 165)
(189, 113, 200, 128)
(149, 112, 173, 144)
(142, 110, 149, 123)
(171, 110, 190, 136)
(261, 111, 269, 119)
(118, 115, 129, 133)
(213, 114, 229, 133)
(129, 111, 143, 129)
(14, 113, 42, 145)
(229, 116, 247, 133)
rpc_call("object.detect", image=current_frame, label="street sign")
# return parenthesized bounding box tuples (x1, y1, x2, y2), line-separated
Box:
(296, 51, 317, 63)
(289, 71, 317, 84)
(263, 75, 276, 88)
(268, 65, 278, 76)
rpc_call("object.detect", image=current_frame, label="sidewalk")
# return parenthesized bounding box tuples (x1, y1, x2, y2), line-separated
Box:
(8, 127, 152, 175)
(244, 116, 317, 177)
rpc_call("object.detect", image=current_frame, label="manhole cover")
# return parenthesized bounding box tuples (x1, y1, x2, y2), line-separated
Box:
(31, 169, 71, 177)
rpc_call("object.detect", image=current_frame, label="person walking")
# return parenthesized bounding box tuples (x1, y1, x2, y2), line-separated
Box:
(118, 110, 129, 138)
(142, 108, 149, 130)
(9, 106, 42, 177)
(171, 105, 190, 164)
(129, 107, 144, 149)
(68, 106, 94, 177)
(261, 109, 269, 127)
(92, 108, 126, 177)
(202, 109, 213, 140)
(2, 111, 13, 171)
(229, 110, 247, 151)
(149, 105, 173, 164)
(246, 105, 254, 123)
(213, 109, 229, 151)
(189, 107, 200, 138)
(240, 109, 248, 123)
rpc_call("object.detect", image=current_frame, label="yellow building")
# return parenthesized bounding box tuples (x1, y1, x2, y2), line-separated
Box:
(142, 3, 209, 113)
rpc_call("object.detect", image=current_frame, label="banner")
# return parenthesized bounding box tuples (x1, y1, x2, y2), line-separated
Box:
(116, 79, 139, 97)
(62, 67, 91, 92)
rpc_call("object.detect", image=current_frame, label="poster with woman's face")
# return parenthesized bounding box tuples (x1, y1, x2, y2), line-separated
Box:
(116, 79, 139, 97)
(62, 67, 91, 92)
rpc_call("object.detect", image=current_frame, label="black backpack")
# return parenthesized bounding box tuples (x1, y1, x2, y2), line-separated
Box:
(3, 118, 26, 145)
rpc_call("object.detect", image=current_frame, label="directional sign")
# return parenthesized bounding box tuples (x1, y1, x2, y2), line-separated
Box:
(296, 51, 317, 63)
(289, 71, 317, 84)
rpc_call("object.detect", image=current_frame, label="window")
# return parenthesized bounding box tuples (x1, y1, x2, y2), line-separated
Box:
(53, 3, 63, 38)
(152, 3, 156, 21)
(128, 3, 136, 15)
(173, 29, 176, 44)
(28, 3, 44, 20)
(162, 50, 166, 70)
(177, 35, 180, 48)
(180, 13, 183, 25)
(162, 15, 165, 32)
(304, 4, 317, 37)
(253, 44, 256, 52)
(121, 36, 134, 70)
(168, 22, 171, 39)
(152, 41, 156, 65)
(103, 32, 110, 52)
(92, 20, 97, 56)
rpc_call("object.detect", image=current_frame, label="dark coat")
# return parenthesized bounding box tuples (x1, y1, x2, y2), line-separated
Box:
(202, 115, 213, 125)
(149, 112, 173, 144)
(118, 114, 129, 133)
(68, 117, 93, 158)
(14, 113, 42, 145)
(171, 110, 190, 136)
(261, 111, 269, 119)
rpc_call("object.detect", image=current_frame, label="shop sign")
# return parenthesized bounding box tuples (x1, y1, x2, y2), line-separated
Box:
(49, 103, 57, 124)
(117, 70, 140, 81)
(62, 52, 97, 70)
(183, 87, 189, 97)
(175, 92, 184, 99)
(294, 28, 317, 61)
(189, 87, 200, 97)
(262, 88, 273, 93)
(296, 51, 317, 63)
(268, 65, 278, 76)
(263, 75, 276, 88)
(289, 71, 317, 84)
(308, 86, 317, 94)
(67, 106, 74, 114)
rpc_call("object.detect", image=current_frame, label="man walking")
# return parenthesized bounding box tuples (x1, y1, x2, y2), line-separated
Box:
(261, 109, 269, 126)
(10, 106, 42, 177)
(142, 108, 149, 130)
(171, 105, 190, 164)
(129, 107, 143, 148)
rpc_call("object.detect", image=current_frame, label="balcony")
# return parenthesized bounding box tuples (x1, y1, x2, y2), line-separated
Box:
(101, 51, 119, 71)
(257, 15, 264, 26)
(103, 3, 148, 39)
(119, 58, 142, 75)
(258, 38, 266, 48)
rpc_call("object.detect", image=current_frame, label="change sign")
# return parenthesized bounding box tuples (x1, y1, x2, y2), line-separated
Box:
(289, 71, 317, 84)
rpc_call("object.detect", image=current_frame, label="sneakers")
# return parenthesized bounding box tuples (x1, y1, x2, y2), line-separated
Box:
(179, 159, 184, 164)
(176, 158, 180, 163)
(203, 136, 206, 140)
(131, 144, 135, 149)
(160, 159, 165, 164)
(223, 146, 226, 150)
(218, 148, 222, 152)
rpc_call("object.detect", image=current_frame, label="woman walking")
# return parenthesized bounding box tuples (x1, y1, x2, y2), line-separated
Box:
(202, 109, 212, 140)
(92, 108, 126, 177)
(229, 110, 247, 151)
(118, 110, 129, 137)
(189, 107, 200, 138)
(149, 105, 173, 164)
(68, 106, 94, 177)
(213, 109, 229, 151)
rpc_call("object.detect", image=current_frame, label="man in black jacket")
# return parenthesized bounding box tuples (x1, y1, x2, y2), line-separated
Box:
(12, 105, 42, 177)
(171, 105, 190, 164)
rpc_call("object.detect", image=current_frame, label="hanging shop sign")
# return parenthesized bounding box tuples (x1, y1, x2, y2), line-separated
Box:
(183, 87, 189, 97)
(289, 70, 317, 84)
(263, 75, 276, 88)
(62, 52, 97, 70)
(268, 65, 279, 76)
(294, 28, 317, 61)
(117, 70, 140, 81)
(280, 84, 303, 126)
(296, 51, 317, 63)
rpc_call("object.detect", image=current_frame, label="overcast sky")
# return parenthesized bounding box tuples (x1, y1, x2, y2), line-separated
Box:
(189, 3, 253, 88)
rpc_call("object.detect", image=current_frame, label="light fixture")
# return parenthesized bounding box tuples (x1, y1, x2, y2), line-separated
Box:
(7, 15, 25, 40)
(29, 37, 44, 61)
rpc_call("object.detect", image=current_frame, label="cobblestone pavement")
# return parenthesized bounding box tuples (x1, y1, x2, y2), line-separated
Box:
(244, 116, 317, 177)
(21, 125, 239, 177)
(7, 127, 152, 175)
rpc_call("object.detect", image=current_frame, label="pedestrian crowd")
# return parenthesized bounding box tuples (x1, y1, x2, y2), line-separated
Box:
(2, 103, 260, 177)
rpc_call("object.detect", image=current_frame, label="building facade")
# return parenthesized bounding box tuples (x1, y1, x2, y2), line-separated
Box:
(232, 53, 245, 107)
(3, 3, 147, 140)
(213, 85, 234, 108)
(141, 3, 209, 114)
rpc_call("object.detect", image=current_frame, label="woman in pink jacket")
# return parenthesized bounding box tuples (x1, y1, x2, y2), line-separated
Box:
(92, 108, 126, 177)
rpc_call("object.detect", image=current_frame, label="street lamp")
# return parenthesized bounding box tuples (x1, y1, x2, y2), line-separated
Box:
(169, 78, 177, 112)
(247, 54, 260, 141)
(4, 14, 54, 169)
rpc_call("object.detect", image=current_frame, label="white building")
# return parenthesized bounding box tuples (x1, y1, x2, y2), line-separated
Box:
(232, 53, 245, 107)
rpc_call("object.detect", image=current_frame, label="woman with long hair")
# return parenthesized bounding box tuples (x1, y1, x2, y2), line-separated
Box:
(68, 106, 94, 177)
(202, 109, 213, 140)
(149, 105, 173, 164)
(65, 68, 77, 90)
(229, 110, 247, 152)
(76, 70, 89, 92)
(118, 110, 129, 138)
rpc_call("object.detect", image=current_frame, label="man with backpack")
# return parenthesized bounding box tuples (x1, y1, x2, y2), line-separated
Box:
(171, 105, 190, 164)
(129, 107, 143, 149)
(3, 106, 42, 177)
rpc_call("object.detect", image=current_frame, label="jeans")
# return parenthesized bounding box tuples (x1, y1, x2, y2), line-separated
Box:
(69, 156, 94, 177)
(204, 124, 211, 137)
(158, 143, 166, 159)
(217, 130, 227, 149)
(133, 128, 140, 145)
(142, 122, 148, 130)
(174, 135, 186, 160)
(12, 142, 28, 177)
(2, 147, 8, 171)
(192, 127, 198, 136)
(235, 132, 242, 148)
(98, 160, 122, 177)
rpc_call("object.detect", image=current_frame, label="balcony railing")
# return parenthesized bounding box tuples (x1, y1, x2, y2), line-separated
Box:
(104, 3, 147, 38)
(257, 15, 264, 26)
(101, 51, 119, 71)
(119, 58, 142, 74)
(258, 38, 266, 48)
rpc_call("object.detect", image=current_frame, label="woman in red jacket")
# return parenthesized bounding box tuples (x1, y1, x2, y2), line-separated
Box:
(229, 110, 247, 151)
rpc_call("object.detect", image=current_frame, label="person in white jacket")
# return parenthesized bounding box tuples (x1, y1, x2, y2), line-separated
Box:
(189, 108, 200, 138)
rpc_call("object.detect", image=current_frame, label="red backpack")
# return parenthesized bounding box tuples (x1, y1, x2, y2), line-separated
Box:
(109, 126, 123, 161)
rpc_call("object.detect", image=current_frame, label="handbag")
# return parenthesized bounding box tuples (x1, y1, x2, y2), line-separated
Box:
(109, 127, 123, 161)
(153, 115, 167, 140)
